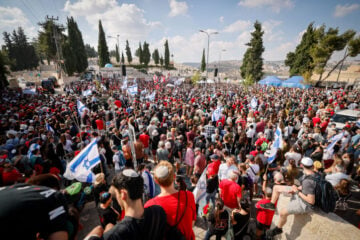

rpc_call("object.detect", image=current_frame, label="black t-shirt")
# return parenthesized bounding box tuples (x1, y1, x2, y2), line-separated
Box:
(98, 206, 118, 228)
(104, 205, 166, 240)
(237, 174, 249, 190)
(233, 212, 250, 240)
(208, 210, 229, 235)
(0, 184, 68, 240)
(206, 175, 219, 193)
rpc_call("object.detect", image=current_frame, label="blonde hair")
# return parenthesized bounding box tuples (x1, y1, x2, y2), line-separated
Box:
(154, 161, 175, 187)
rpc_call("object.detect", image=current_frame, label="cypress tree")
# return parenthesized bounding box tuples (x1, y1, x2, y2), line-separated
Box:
(152, 49, 159, 65)
(125, 40, 132, 64)
(97, 20, 110, 67)
(164, 39, 170, 68)
(142, 41, 150, 66)
(115, 44, 120, 63)
(160, 55, 164, 67)
(135, 42, 143, 64)
(200, 48, 206, 72)
(121, 52, 125, 64)
(240, 20, 264, 82)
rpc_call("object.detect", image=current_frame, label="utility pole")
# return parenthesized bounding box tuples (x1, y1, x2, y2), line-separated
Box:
(46, 15, 66, 80)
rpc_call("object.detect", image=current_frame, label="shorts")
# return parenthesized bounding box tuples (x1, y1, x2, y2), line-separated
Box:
(144, 147, 149, 155)
(256, 220, 270, 231)
(287, 194, 313, 215)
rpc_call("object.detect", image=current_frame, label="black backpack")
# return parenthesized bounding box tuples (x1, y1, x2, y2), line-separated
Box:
(304, 174, 338, 213)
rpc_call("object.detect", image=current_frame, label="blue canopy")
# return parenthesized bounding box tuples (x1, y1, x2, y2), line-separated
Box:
(104, 63, 113, 68)
(282, 76, 311, 89)
(258, 76, 282, 86)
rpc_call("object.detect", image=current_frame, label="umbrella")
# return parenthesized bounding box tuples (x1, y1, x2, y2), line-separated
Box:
(104, 63, 113, 68)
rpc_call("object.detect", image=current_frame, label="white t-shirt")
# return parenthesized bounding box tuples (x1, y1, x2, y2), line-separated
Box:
(218, 163, 238, 181)
(113, 152, 121, 171)
(247, 163, 260, 182)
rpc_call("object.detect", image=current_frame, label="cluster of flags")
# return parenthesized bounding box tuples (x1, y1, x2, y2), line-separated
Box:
(153, 74, 168, 84)
(127, 84, 138, 95)
(77, 100, 89, 117)
(64, 139, 101, 183)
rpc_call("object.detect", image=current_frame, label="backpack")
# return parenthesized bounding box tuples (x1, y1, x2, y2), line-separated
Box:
(304, 174, 338, 213)
(116, 151, 126, 167)
(164, 191, 187, 240)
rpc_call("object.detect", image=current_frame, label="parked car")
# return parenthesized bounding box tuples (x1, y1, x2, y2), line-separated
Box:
(331, 109, 360, 129)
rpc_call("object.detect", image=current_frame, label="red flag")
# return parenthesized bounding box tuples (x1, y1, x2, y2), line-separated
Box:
(155, 84, 160, 90)
(153, 74, 158, 83)
(162, 76, 166, 83)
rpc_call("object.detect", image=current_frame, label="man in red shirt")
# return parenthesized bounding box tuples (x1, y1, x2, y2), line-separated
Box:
(219, 170, 242, 209)
(139, 130, 150, 162)
(255, 187, 276, 239)
(312, 114, 321, 126)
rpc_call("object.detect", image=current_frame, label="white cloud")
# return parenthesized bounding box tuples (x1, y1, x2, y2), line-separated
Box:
(0, 6, 37, 44)
(219, 16, 224, 23)
(264, 41, 294, 60)
(333, 3, 359, 18)
(238, 0, 294, 13)
(168, 0, 188, 17)
(263, 20, 283, 42)
(237, 31, 251, 44)
(64, 0, 161, 44)
(223, 20, 251, 33)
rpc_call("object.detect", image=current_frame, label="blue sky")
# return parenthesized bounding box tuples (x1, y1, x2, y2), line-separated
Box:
(0, 0, 359, 63)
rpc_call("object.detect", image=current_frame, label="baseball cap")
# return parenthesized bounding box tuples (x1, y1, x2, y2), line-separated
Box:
(301, 157, 313, 167)
(210, 154, 220, 160)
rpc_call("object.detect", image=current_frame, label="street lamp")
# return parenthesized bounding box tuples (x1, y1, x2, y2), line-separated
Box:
(218, 49, 226, 82)
(199, 30, 218, 79)
(108, 34, 120, 63)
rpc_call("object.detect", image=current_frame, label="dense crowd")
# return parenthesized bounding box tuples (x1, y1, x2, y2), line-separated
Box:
(0, 75, 359, 240)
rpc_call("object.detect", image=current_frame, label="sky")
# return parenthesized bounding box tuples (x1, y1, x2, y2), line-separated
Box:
(0, 0, 359, 63)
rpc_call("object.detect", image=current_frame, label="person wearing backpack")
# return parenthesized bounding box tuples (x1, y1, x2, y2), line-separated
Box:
(112, 146, 125, 174)
(260, 157, 316, 239)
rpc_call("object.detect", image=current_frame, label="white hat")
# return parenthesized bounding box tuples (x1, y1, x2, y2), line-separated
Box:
(301, 157, 313, 167)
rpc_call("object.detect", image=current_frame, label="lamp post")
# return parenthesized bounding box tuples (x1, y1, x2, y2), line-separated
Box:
(108, 34, 120, 63)
(218, 49, 226, 82)
(199, 30, 218, 79)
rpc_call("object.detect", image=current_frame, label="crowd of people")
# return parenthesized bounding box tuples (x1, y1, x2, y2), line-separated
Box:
(0, 74, 359, 240)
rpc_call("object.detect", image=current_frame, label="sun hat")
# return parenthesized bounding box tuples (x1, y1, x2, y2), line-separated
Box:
(301, 157, 313, 167)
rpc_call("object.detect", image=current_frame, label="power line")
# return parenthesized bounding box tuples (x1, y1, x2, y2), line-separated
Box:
(20, 0, 41, 24)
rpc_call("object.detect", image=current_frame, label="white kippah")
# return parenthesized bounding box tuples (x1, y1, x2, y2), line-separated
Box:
(122, 169, 139, 178)
(155, 165, 169, 178)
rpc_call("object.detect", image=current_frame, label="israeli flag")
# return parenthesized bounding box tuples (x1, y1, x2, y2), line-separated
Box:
(121, 77, 128, 90)
(327, 132, 344, 151)
(82, 89, 92, 97)
(250, 97, 258, 110)
(64, 139, 101, 183)
(77, 100, 89, 116)
(193, 166, 208, 214)
(211, 107, 223, 122)
(266, 126, 283, 163)
(146, 91, 156, 101)
(141, 89, 147, 95)
(127, 84, 138, 95)
(27, 143, 40, 159)
(101, 84, 107, 91)
(46, 122, 55, 133)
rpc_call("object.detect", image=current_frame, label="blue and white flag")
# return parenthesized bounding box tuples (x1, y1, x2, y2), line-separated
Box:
(121, 77, 128, 90)
(77, 100, 89, 116)
(23, 88, 37, 95)
(141, 89, 147, 95)
(211, 107, 223, 122)
(146, 91, 156, 101)
(127, 84, 138, 95)
(101, 84, 107, 91)
(327, 132, 344, 151)
(64, 139, 100, 183)
(45, 122, 55, 133)
(250, 97, 258, 110)
(82, 89, 92, 97)
(266, 126, 283, 163)
(193, 166, 208, 214)
(27, 143, 40, 159)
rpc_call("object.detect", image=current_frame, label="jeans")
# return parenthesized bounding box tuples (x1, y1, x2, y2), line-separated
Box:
(204, 230, 222, 240)
(206, 190, 217, 207)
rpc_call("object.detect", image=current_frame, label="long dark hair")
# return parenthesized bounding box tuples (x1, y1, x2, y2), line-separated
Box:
(215, 198, 224, 225)
(175, 176, 187, 191)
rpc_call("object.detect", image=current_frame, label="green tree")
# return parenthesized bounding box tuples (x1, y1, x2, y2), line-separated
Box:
(240, 21, 265, 82)
(85, 44, 97, 57)
(63, 17, 88, 75)
(125, 40, 132, 64)
(38, 19, 65, 64)
(200, 48, 206, 72)
(285, 23, 318, 76)
(135, 42, 143, 64)
(0, 51, 9, 88)
(164, 39, 170, 68)
(160, 55, 164, 67)
(3, 27, 39, 71)
(152, 49, 160, 65)
(97, 20, 110, 67)
(121, 52, 125, 64)
(191, 71, 201, 84)
(142, 41, 151, 66)
(115, 44, 120, 63)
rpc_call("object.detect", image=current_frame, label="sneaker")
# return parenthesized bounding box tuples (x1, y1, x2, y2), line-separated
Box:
(260, 202, 276, 211)
(266, 227, 283, 239)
